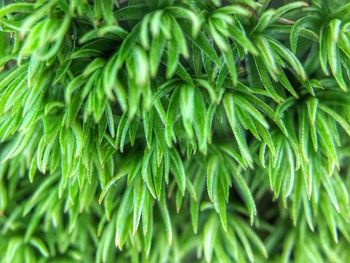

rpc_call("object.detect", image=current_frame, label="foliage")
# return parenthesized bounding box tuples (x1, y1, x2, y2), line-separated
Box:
(0, 0, 350, 262)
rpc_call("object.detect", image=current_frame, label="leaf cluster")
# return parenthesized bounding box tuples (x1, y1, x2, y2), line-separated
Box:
(1, 0, 350, 262)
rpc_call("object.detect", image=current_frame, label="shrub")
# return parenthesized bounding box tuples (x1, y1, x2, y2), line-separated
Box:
(0, 0, 350, 262)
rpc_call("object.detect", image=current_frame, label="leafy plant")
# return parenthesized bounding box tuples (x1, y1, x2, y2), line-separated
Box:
(0, 0, 350, 262)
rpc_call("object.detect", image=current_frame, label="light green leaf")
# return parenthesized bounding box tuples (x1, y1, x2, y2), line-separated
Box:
(115, 188, 132, 249)
(223, 93, 253, 167)
(232, 171, 257, 224)
(180, 84, 195, 138)
(158, 192, 173, 244)
(203, 215, 218, 262)
(188, 32, 221, 66)
(170, 149, 186, 195)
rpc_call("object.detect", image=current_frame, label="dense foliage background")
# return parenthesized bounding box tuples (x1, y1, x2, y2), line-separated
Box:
(0, 0, 350, 262)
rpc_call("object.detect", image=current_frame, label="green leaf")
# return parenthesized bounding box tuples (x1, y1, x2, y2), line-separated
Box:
(252, 9, 275, 33)
(158, 192, 173, 244)
(319, 104, 350, 136)
(166, 7, 200, 36)
(255, 36, 279, 79)
(274, 2, 308, 19)
(133, 179, 146, 234)
(29, 237, 49, 257)
(140, 13, 151, 49)
(215, 178, 228, 231)
(166, 40, 179, 78)
(133, 46, 149, 86)
(193, 89, 208, 154)
(228, 23, 258, 55)
(142, 147, 157, 198)
(302, 192, 314, 231)
(322, 173, 340, 212)
(180, 84, 195, 138)
(114, 4, 149, 20)
(235, 218, 268, 258)
(254, 57, 283, 102)
(223, 93, 253, 167)
(214, 5, 251, 17)
(143, 109, 153, 149)
(320, 196, 339, 242)
(235, 95, 269, 129)
(234, 220, 255, 262)
(150, 10, 163, 38)
(165, 88, 180, 147)
(283, 143, 295, 199)
(327, 19, 347, 91)
(190, 198, 199, 234)
(316, 114, 338, 170)
(0, 180, 7, 213)
(170, 16, 188, 58)
(290, 16, 313, 53)
(98, 173, 125, 205)
(281, 232, 295, 263)
(319, 26, 329, 75)
(203, 215, 218, 262)
(269, 38, 307, 81)
(170, 149, 186, 195)
(299, 109, 309, 163)
(115, 188, 132, 249)
(188, 32, 221, 66)
(207, 155, 219, 201)
(232, 171, 257, 224)
(306, 98, 318, 151)
(149, 34, 166, 77)
(209, 21, 229, 52)
(223, 50, 237, 84)
(0, 3, 34, 17)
